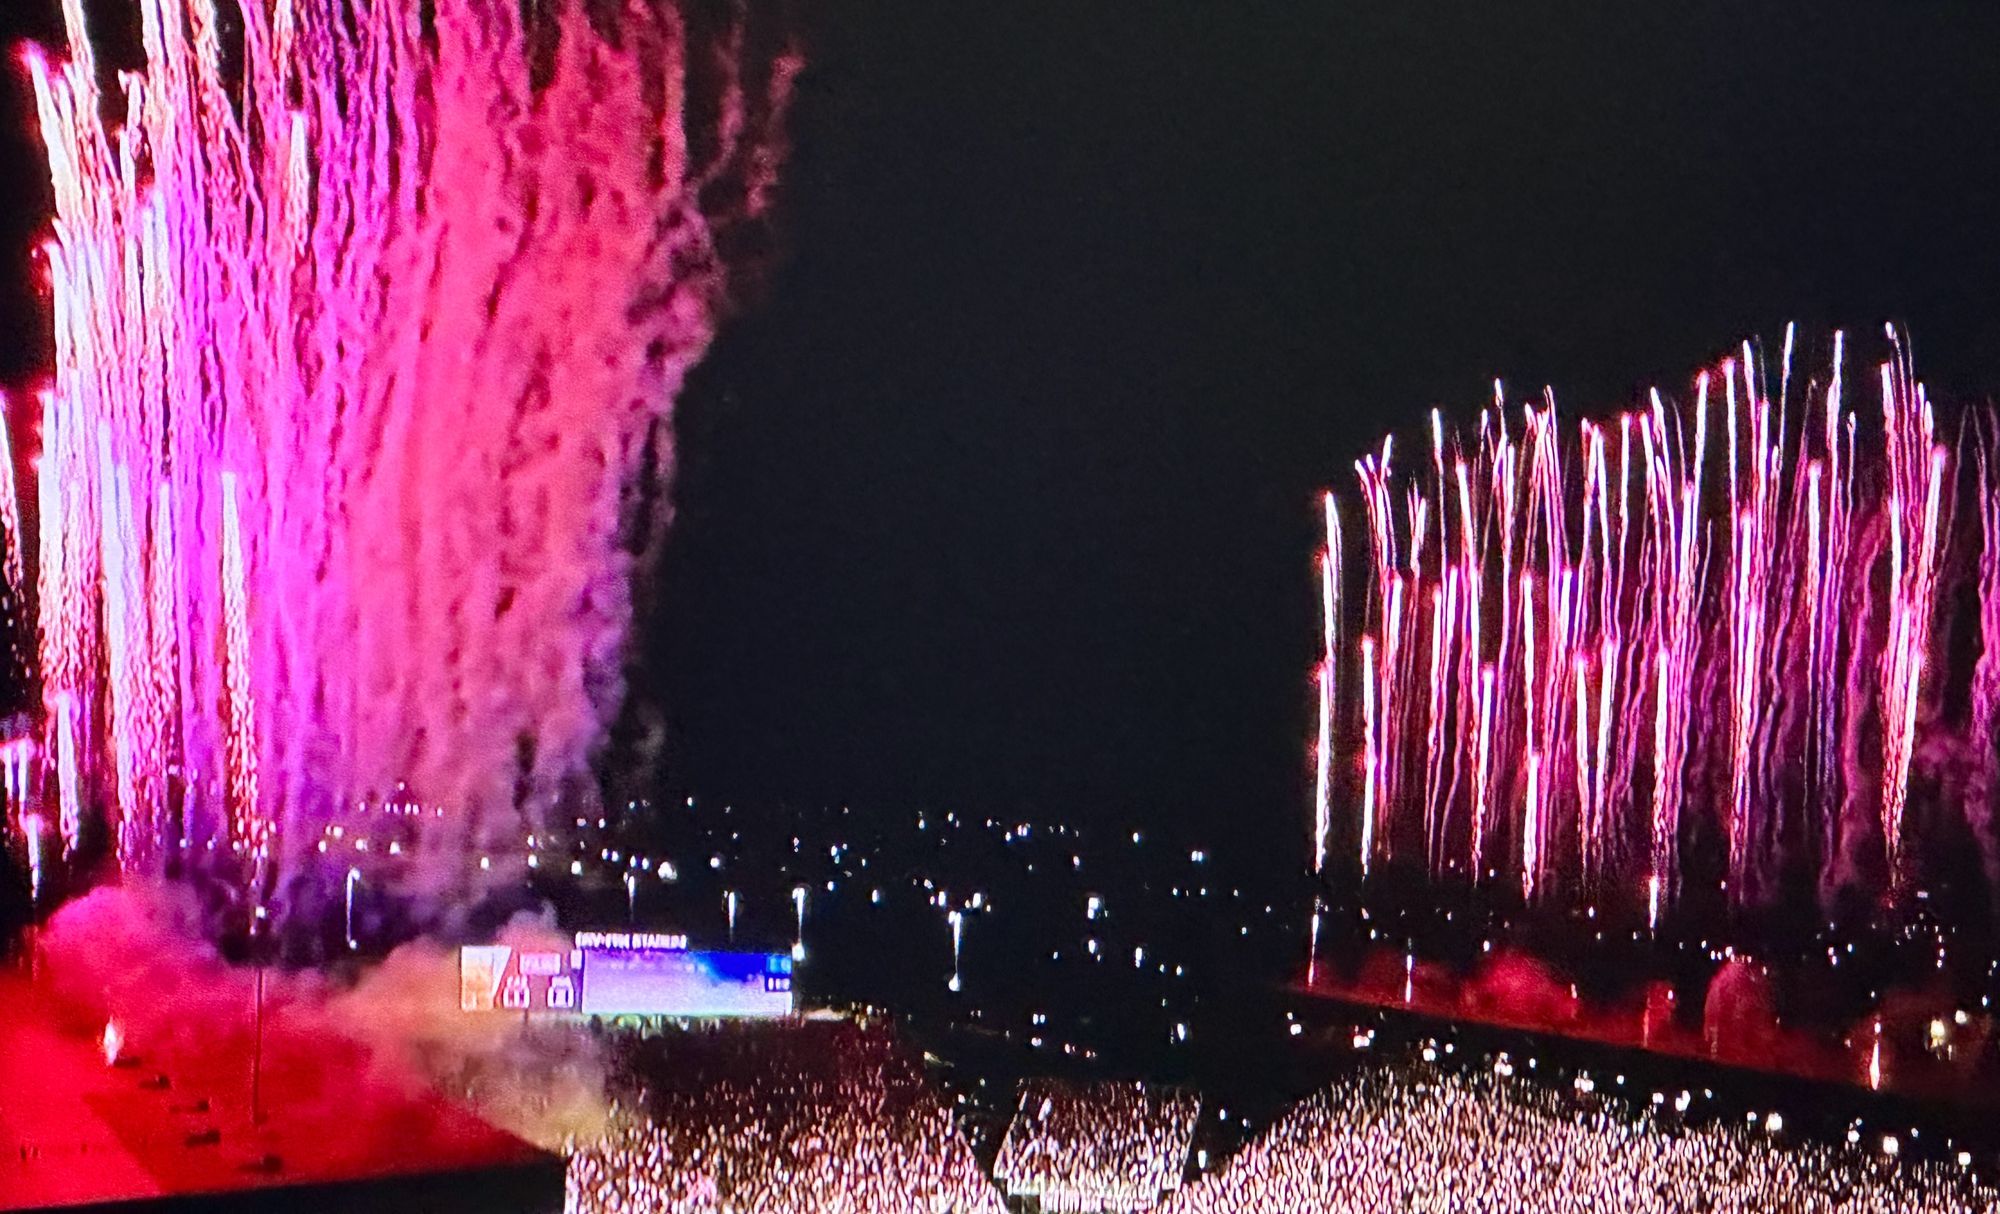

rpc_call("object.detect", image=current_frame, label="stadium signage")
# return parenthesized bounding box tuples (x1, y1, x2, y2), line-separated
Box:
(574, 931, 688, 951)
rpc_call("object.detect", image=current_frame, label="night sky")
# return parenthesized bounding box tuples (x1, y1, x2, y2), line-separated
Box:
(8, 3, 2000, 862)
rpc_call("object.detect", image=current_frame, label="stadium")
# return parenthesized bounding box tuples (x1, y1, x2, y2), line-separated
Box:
(8, 0, 2000, 1211)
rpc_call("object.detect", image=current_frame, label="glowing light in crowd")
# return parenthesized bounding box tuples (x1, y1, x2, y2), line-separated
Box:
(948, 909, 964, 992)
(793, 885, 809, 963)
(993, 1080, 1199, 1211)
(567, 1023, 1003, 1214)
(1314, 331, 1968, 914)
(345, 867, 361, 951)
(1159, 1066, 1995, 1214)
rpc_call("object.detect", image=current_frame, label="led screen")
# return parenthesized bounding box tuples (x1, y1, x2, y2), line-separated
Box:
(457, 944, 582, 1013)
(579, 946, 794, 1017)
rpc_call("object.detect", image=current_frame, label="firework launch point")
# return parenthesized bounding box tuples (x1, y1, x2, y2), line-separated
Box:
(0, 970, 563, 1213)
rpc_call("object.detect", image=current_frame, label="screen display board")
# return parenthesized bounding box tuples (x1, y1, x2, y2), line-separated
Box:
(578, 945, 793, 1017)
(458, 944, 582, 1012)
(460, 934, 793, 1017)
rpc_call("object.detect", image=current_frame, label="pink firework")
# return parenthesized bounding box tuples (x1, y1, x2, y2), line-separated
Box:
(219, 472, 259, 857)
(1313, 493, 1341, 873)
(1314, 330, 1964, 916)
(22, 0, 797, 905)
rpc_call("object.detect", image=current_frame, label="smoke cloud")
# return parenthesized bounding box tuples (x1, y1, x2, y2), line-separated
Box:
(38, 882, 608, 1151)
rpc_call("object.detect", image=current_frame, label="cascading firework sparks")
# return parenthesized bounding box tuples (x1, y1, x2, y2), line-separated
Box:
(1312, 328, 1977, 914)
(22, 0, 797, 918)
(218, 471, 259, 860)
(1312, 492, 1340, 874)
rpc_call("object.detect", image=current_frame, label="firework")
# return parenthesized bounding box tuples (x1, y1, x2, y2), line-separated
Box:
(344, 866, 361, 950)
(22, 0, 796, 913)
(22, 812, 45, 904)
(0, 396, 23, 595)
(948, 909, 964, 992)
(1313, 494, 1340, 873)
(1315, 331, 1962, 914)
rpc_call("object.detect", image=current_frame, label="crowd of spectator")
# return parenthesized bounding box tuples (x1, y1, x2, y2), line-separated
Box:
(1159, 1064, 2000, 1213)
(992, 1078, 1200, 1212)
(563, 1013, 2000, 1213)
(565, 1020, 1003, 1214)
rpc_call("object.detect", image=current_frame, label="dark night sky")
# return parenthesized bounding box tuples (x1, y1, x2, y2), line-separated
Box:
(8, 4, 2000, 860)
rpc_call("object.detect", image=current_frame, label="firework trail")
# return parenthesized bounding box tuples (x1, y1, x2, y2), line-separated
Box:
(219, 472, 258, 861)
(0, 397, 22, 597)
(1314, 331, 1967, 915)
(1360, 634, 1379, 875)
(53, 692, 80, 853)
(1966, 425, 2000, 903)
(1313, 494, 1340, 873)
(23, 0, 797, 918)
(1874, 333, 1948, 893)
(2, 740, 32, 809)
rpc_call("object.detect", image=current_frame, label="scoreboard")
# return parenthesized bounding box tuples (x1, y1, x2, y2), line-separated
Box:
(579, 944, 793, 1017)
(459, 933, 793, 1018)
(458, 944, 580, 1013)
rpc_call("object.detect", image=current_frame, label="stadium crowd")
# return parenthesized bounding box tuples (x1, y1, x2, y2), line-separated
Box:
(565, 1020, 1003, 1214)
(992, 1078, 1200, 1212)
(562, 1015, 2000, 1214)
(1159, 1064, 2000, 1214)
